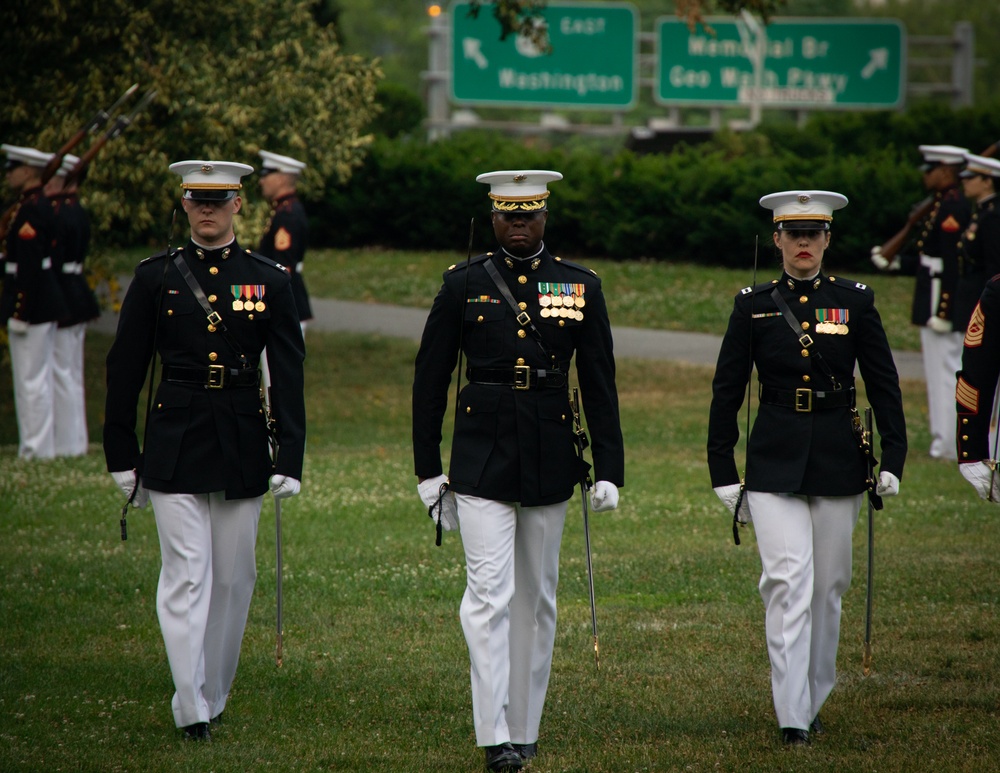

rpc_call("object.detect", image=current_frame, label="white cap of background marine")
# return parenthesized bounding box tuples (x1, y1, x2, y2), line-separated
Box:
(168, 160, 254, 201)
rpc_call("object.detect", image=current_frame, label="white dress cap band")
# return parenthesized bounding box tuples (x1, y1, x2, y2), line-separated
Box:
(477, 169, 563, 211)
(759, 190, 848, 230)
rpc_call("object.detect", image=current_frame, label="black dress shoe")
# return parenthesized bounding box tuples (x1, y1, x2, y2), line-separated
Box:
(511, 742, 537, 761)
(182, 722, 211, 741)
(485, 742, 523, 772)
(781, 727, 809, 746)
(809, 715, 824, 735)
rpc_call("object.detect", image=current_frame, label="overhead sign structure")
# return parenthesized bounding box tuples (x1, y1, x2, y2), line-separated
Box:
(451, 1, 638, 109)
(656, 17, 906, 109)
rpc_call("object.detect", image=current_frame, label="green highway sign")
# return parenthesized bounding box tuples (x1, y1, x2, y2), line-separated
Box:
(451, 1, 638, 109)
(655, 17, 906, 108)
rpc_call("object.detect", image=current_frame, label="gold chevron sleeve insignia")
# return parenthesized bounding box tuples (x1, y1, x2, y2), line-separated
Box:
(964, 304, 985, 347)
(956, 376, 979, 413)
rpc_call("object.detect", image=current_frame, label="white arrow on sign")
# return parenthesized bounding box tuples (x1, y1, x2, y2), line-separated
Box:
(463, 37, 489, 69)
(861, 48, 888, 79)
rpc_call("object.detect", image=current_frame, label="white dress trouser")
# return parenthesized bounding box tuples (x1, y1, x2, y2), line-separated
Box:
(8, 319, 56, 460)
(920, 326, 963, 460)
(53, 323, 88, 456)
(149, 490, 263, 728)
(455, 494, 569, 747)
(746, 491, 863, 730)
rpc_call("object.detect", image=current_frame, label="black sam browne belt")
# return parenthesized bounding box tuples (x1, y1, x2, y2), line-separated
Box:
(759, 384, 856, 413)
(162, 364, 261, 389)
(467, 366, 568, 390)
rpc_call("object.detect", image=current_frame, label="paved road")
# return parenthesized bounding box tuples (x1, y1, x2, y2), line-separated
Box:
(95, 295, 926, 381)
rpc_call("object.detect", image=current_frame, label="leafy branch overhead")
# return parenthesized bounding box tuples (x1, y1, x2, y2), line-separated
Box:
(467, 0, 787, 51)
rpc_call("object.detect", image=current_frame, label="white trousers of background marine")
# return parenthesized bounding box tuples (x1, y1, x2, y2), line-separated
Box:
(149, 491, 262, 728)
(53, 322, 88, 456)
(746, 491, 863, 731)
(920, 326, 963, 460)
(8, 319, 56, 460)
(455, 494, 569, 747)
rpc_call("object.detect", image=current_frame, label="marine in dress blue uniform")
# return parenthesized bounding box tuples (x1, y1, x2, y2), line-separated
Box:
(103, 160, 305, 740)
(257, 150, 312, 328)
(873, 145, 971, 459)
(1, 143, 65, 459)
(45, 153, 101, 456)
(708, 191, 907, 745)
(412, 170, 624, 772)
(954, 153, 1000, 333)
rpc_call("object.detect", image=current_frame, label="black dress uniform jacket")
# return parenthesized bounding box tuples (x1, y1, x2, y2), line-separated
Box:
(899, 186, 971, 329)
(259, 193, 312, 322)
(954, 194, 1000, 331)
(708, 272, 907, 495)
(0, 185, 65, 324)
(103, 239, 306, 499)
(956, 276, 1000, 462)
(413, 247, 625, 507)
(50, 192, 101, 326)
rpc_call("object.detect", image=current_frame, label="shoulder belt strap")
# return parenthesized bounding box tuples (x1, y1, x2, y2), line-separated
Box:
(172, 252, 250, 369)
(769, 287, 841, 391)
(483, 257, 552, 360)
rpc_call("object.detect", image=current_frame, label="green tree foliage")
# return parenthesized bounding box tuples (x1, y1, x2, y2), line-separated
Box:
(0, 0, 382, 247)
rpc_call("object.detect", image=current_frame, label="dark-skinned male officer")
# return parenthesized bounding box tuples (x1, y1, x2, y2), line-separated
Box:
(412, 170, 624, 773)
(103, 160, 305, 740)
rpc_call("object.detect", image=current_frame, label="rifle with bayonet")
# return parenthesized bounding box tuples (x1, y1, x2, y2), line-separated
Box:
(64, 88, 157, 188)
(0, 83, 139, 241)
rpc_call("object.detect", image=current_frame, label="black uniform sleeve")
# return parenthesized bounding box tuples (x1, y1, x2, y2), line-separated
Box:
(412, 272, 462, 479)
(853, 290, 908, 479)
(707, 293, 753, 488)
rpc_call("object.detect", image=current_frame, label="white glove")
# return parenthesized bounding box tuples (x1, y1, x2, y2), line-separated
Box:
(270, 474, 301, 499)
(876, 471, 899, 497)
(417, 474, 458, 531)
(960, 461, 1000, 502)
(927, 316, 952, 334)
(590, 480, 619, 512)
(714, 483, 751, 524)
(870, 246, 889, 270)
(110, 469, 148, 508)
(7, 317, 29, 334)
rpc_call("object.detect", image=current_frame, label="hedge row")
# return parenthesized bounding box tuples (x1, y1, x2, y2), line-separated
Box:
(311, 101, 999, 271)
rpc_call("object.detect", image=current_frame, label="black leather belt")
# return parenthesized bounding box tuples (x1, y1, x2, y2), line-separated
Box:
(162, 364, 260, 389)
(467, 366, 567, 390)
(759, 384, 855, 413)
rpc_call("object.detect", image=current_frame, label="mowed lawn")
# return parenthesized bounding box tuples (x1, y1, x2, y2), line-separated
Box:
(2, 251, 998, 772)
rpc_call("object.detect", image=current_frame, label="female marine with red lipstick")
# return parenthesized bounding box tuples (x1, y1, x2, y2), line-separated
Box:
(707, 191, 907, 746)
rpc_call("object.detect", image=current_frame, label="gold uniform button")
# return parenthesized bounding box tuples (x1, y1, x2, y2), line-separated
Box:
(516, 358, 525, 365)
(208, 294, 218, 303)
(167, 309, 174, 316)
(466, 406, 471, 414)
(802, 375, 811, 383)
(477, 315, 484, 323)
(801, 349, 809, 357)
(209, 352, 218, 361)
(962, 452, 968, 458)
(517, 329, 527, 339)
(962, 418, 969, 424)
(207, 324, 217, 333)
(559, 320, 565, 327)
(799, 295, 808, 304)
(962, 435, 969, 441)
(518, 302, 527, 310)
(801, 321, 810, 331)
(248, 314, 254, 320)
(209, 266, 219, 275)
(518, 275, 527, 284)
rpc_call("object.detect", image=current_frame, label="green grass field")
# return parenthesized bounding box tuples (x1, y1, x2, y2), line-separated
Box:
(2, 251, 997, 772)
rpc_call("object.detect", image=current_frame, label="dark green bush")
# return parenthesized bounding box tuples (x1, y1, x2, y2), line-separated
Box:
(312, 100, 1000, 270)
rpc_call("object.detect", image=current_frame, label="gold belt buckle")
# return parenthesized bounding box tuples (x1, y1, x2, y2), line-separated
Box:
(513, 364, 531, 390)
(795, 388, 812, 412)
(207, 364, 225, 389)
